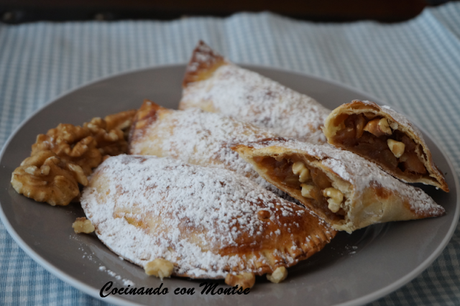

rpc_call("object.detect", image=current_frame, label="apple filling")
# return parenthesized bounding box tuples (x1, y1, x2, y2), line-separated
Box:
(255, 155, 346, 221)
(331, 114, 427, 180)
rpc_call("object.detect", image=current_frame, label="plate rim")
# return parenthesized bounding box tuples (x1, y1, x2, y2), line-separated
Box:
(1, 63, 458, 306)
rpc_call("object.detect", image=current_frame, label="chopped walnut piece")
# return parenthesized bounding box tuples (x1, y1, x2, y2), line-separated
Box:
(11, 110, 137, 206)
(32, 125, 101, 175)
(144, 258, 174, 281)
(323, 188, 344, 213)
(72, 217, 95, 233)
(225, 272, 255, 290)
(378, 118, 393, 135)
(266, 267, 288, 283)
(364, 118, 392, 137)
(389, 122, 399, 130)
(301, 184, 315, 198)
(292, 161, 310, 183)
(83, 117, 128, 156)
(67, 163, 88, 185)
(327, 201, 341, 214)
(387, 139, 406, 158)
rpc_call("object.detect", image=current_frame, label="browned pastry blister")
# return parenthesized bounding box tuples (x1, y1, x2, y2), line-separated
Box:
(323, 100, 448, 192)
(233, 138, 445, 233)
(81, 155, 336, 286)
(179, 41, 330, 143)
(11, 110, 136, 206)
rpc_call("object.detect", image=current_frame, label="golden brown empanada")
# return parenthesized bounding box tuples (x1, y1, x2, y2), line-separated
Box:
(179, 41, 330, 143)
(233, 138, 445, 233)
(81, 155, 336, 284)
(323, 100, 448, 192)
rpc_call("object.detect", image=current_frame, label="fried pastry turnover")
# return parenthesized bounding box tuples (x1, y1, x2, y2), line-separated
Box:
(81, 155, 336, 283)
(129, 100, 284, 193)
(179, 41, 330, 143)
(323, 100, 448, 192)
(233, 139, 445, 233)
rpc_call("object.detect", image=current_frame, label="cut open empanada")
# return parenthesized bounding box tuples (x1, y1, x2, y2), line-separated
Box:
(233, 139, 445, 233)
(323, 100, 448, 192)
(81, 155, 336, 284)
(179, 41, 330, 143)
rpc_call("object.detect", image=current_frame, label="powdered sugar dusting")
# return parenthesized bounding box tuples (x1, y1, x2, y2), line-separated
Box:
(181, 63, 330, 143)
(130, 108, 274, 180)
(81, 155, 334, 279)
(130, 107, 288, 195)
(98, 266, 135, 286)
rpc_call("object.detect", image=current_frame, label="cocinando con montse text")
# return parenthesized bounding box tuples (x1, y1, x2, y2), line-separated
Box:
(100, 281, 251, 297)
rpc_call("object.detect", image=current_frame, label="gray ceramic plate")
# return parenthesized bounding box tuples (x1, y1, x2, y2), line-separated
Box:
(1, 64, 458, 306)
